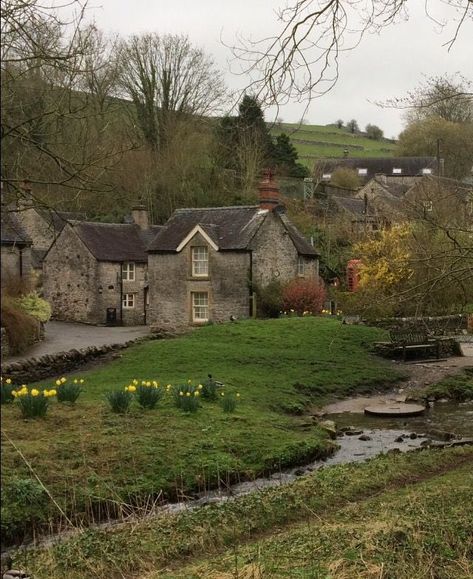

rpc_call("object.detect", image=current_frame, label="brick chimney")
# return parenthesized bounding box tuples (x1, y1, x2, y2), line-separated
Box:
(258, 169, 281, 211)
(131, 204, 149, 230)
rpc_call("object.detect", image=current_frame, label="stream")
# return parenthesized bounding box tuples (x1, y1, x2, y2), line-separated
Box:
(2, 396, 472, 559)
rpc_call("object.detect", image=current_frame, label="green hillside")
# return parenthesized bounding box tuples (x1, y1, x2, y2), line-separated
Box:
(270, 122, 397, 168)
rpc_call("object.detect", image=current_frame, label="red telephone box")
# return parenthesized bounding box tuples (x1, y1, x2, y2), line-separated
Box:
(347, 259, 362, 292)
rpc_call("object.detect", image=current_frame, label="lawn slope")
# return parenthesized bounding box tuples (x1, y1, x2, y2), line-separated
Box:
(1, 318, 399, 544)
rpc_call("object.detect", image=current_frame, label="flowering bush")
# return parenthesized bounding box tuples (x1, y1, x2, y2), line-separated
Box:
(12, 386, 56, 418)
(173, 382, 201, 413)
(15, 292, 52, 323)
(136, 380, 164, 409)
(1, 377, 15, 404)
(282, 278, 327, 316)
(106, 389, 132, 414)
(56, 377, 83, 404)
(220, 391, 240, 413)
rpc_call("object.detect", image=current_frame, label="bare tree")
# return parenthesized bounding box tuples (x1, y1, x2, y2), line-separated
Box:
(230, 1, 473, 107)
(119, 33, 226, 152)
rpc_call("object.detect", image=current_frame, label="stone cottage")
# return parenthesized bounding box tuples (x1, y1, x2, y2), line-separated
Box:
(14, 181, 86, 277)
(1, 209, 33, 287)
(147, 175, 319, 330)
(43, 206, 161, 325)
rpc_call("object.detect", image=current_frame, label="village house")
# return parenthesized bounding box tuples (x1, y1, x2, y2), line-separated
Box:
(13, 181, 86, 278)
(43, 206, 161, 326)
(146, 175, 319, 330)
(1, 209, 33, 287)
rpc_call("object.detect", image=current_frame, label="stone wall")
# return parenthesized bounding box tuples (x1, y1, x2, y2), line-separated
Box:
(15, 205, 57, 251)
(0, 336, 155, 384)
(251, 212, 318, 287)
(148, 232, 250, 330)
(95, 261, 147, 326)
(1, 246, 33, 287)
(43, 225, 99, 324)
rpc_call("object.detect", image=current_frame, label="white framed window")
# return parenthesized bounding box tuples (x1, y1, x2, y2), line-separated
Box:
(191, 246, 209, 277)
(297, 256, 306, 276)
(122, 293, 135, 309)
(122, 262, 135, 281)
(192, 292, 209, 322)
(322, 173, 332, 180)
(357, 168, 368, 176)
(422, 168, 432, 175)
(392, 168, 402, 174)
(422, 200, 433, 212)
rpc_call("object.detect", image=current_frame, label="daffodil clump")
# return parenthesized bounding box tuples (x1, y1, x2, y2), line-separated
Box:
(11, 385, 56, 418)
(220, 390, 240, 413)
(1, 377, 15, 404)
(55, 377, 84, 404)
(200, 374, 220, 401)
(135, 380, 164, 409)
(173, 381, 202, 413)
(105, 388, 133, 414)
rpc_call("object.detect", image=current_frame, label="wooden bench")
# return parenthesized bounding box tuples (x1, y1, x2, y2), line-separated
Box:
(389, 328, 441, 362)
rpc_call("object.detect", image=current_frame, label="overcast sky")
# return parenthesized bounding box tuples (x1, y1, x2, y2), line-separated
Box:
(85, 0, 472, 139)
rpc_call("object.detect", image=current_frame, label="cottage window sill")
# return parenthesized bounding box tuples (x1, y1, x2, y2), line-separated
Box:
(188, 276, 210, 281)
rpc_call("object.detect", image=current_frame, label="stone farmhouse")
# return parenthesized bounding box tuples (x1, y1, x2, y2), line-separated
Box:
(147, 176, 319, 330)
(1, 209, 33, 287)
(14, 181, 86, 278)
(43, 206, 162, 326)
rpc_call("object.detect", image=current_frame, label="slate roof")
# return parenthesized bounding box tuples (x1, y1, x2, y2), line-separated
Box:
(321, 157, 437, 180)
(38, 209, 87, 232)
(71, 222, 163, 262)
(331, 196, 369, 217)
(148, 206, 318, 257)
(1, 210, 32, 246)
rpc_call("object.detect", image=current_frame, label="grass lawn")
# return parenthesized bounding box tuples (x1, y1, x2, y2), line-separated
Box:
(15, 446, 473, 578)
(1, 317, 401, 544)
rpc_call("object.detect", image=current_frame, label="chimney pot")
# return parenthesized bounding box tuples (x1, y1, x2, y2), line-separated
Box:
(258, 169, 282, 211)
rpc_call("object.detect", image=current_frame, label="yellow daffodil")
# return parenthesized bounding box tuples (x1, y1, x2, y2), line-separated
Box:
(73, 379, 78, 384)
(12, 391, 17, 398)
(221, 392, 224, 397)
(166, 384, 171, 389)
(128, 385, 136, 393)
(194, 391, 200, 397)
(152, 381, 158, 387)
(236, 393, 240, 398)
(186, 392, 191, 397)
(179, 391, 184, 396)
(6, 378, 12, 385)
(145, 381, 151, 387)
(55, 379, 61, 386)
(187, 379, 192, 384)
(198, 384, 203, 390)
(50, 389, 57, 397)
(31, 389, 40, 397)
(79, 379, 84, 384)
(60, 377, 66, 384)
(132, 379, 138, 385)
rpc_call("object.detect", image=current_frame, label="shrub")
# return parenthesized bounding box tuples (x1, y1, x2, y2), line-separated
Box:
(1, 296, 39, 355)
(13, 386, 55, 418)
(106, 390, 132, 414)
(1, 378, 15, 404)
(56, 378, 82, 404)
(220, 392, 239, 413)
(136, 382, 164, 409)
(173, 383, 201, 413)
(282, 278, 327, 316)
(201, 374, 220, 401)
(256, 280, 284, 318)
(15, 292, 52, 323)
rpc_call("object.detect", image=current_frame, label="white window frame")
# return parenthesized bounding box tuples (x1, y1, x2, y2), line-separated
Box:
(392, 168, 402, 174)
(122, 293, 135, 309)
(191, 246, 209, 277)
(357, 168, 368, 176)
(297, 256, 306, 277)
(423, 200, 433, 212)
(122, 262, 135, 281)
(192, 292, 209, 322)
(422, 168, 432, 175)
(322, 173, 332, 180)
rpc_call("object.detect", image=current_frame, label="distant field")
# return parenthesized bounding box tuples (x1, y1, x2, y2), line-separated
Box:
(270, 122, 397, 167)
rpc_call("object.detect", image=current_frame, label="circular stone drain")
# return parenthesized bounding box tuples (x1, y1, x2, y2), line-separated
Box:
(364, 403, 426, 417)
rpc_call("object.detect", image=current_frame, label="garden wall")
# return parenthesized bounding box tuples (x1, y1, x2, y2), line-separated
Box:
(0, 335, 160, 384)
